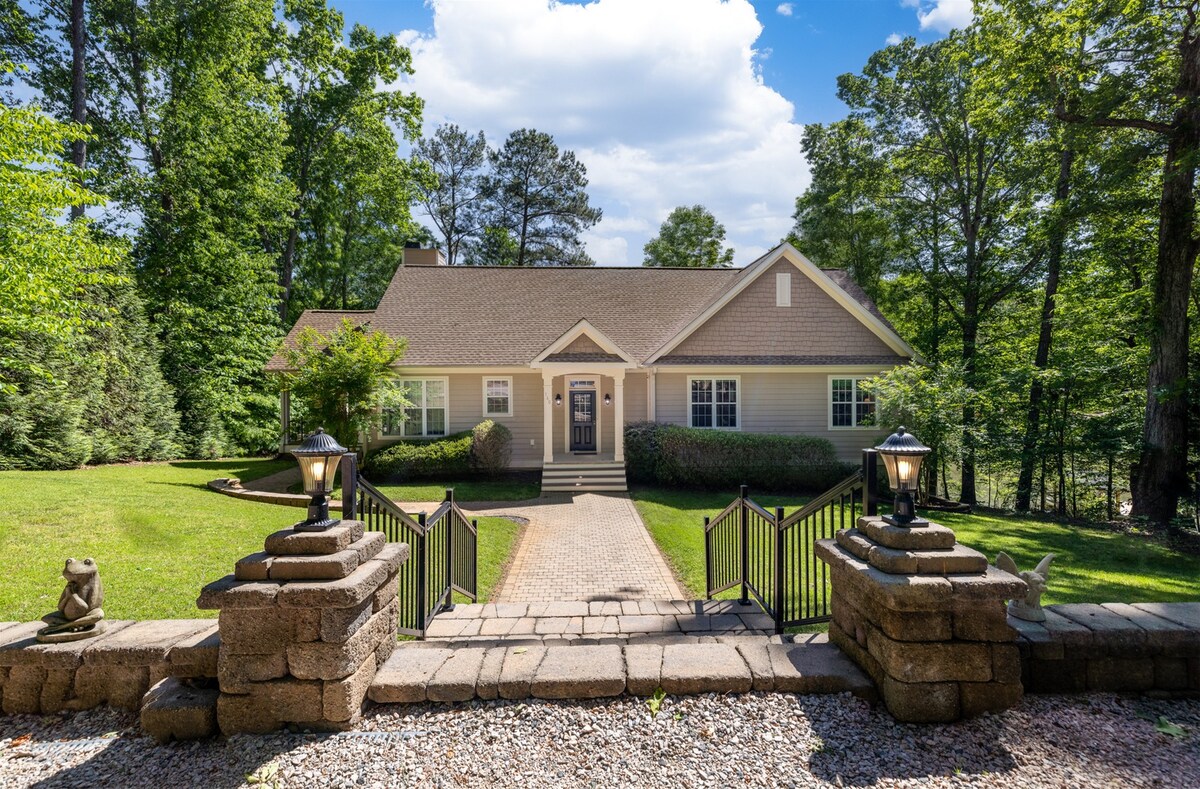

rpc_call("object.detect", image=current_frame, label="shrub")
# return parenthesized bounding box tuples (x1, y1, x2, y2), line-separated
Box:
(365, 431, 473, 481)
(624, 422, 854, 492)
(471, 419, 512, 475)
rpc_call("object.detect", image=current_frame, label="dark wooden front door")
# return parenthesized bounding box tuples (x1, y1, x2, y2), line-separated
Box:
(570, 391, 597, 452)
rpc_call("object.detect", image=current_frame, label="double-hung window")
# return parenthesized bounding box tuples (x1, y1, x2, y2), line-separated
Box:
(830, 377, 875, 428)
(689, 377, 739, 429)
(483, 377, 512, 417)
(384, 378, 447, 437)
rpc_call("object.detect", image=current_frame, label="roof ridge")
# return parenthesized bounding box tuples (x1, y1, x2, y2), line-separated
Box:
(401, 265, 742, 272)
(301, 309, 376, 314)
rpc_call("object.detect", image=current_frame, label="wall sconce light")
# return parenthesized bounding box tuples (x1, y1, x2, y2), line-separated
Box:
(554, 393, 563, 406)
(603, 393, 612, 406)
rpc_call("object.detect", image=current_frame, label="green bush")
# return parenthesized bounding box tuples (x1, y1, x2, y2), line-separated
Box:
(365, 431, 473, 481)
(624, 422, 854, 492)
(471, 419, 512, 475)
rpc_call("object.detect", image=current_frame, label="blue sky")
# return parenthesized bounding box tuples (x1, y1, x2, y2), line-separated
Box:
(336, 0, 967, 265)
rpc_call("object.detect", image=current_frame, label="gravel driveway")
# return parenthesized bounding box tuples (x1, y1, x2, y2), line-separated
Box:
(2, 692, 1198, 788)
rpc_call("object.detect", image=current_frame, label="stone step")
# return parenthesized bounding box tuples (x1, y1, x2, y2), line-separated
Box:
(424, 599, 776, 641)
(367, 636, 875, 705)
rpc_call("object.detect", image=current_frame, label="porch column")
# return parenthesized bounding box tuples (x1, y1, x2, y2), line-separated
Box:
(541, 371, 554, 464)
(613, 371, 625, 463)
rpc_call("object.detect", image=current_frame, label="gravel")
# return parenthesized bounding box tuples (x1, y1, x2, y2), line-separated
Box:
(1, 693, 1198, 788)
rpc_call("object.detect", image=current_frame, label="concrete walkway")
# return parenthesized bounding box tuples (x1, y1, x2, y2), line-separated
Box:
(468, 493, 685, 603)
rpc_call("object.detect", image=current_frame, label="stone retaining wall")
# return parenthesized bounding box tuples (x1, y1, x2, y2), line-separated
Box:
(1014, 602, 1200, 695)
(0, 619, 217, 715)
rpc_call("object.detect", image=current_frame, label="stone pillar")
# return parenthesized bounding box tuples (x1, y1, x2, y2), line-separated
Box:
(815, 515, 1027, 723)
(197, 520, 407, 734)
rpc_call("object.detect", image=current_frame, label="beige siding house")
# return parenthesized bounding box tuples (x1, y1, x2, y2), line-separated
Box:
(267, 243, 916, 491)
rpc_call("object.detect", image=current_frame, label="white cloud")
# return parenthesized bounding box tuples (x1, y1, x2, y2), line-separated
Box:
(905, 0, 973, 33)
(885, 32, 903, 45)
(395, 0, 808, 266)
(776, 3, 794, 16)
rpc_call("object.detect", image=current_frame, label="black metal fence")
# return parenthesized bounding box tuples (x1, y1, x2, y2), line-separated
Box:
(704, 449, 878, 633)
(340, 454, 477, 638)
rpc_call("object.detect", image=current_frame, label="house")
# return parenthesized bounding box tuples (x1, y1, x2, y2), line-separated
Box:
(267, 243, 916, 491)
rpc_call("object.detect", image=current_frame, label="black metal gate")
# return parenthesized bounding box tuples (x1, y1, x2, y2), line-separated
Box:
(704, 450, 878, 632)
(341, 455, 477, 637)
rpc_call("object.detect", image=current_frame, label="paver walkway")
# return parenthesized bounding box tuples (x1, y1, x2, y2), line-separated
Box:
(460, 492, 685, 602)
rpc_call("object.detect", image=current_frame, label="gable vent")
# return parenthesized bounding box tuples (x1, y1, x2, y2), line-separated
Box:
(776, 272, 792, 307)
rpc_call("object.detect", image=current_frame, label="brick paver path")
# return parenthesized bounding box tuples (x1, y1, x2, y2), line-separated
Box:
(453, 493, 685, 602)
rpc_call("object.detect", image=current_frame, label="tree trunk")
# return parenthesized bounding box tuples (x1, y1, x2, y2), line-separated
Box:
(1016, 145, 1074, 510)
(1131, 32, 1200, 523)
(69, 0, 87, 220)
(960, 312, 979, 506)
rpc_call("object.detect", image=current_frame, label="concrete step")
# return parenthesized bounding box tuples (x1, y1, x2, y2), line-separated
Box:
(542, 485, 628, 493)
(543, 462, 625, 471)
(367, 636, 875, 705)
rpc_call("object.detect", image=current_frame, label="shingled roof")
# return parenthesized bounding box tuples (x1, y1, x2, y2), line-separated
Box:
(266, 248, 907, 371)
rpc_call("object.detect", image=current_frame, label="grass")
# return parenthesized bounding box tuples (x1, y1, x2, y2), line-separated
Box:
(0, 459, 523, 622)
(630, 485, 1200, 605)
(292, 473, 542, 504)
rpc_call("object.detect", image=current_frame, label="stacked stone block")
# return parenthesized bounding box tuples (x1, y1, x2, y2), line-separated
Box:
(0, 619, 216, 715)
(815, 515, 1027, 723)
(197, 519, 406, 735)
(1014, 602, 1200, 695)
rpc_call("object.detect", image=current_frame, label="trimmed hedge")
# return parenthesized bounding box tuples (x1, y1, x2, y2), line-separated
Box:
(624, 421, 854, 492)
(365, 420, 515, 481)
(365, 431, 473, 480)
(471, 419, 512, 475)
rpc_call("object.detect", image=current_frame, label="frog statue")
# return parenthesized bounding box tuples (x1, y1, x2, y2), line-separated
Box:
(995, 552, 1055, 623)
(36, 558, 106, 643)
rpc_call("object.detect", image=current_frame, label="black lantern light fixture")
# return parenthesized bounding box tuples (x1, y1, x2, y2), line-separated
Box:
(292, 427, 347, 531)
(554, 393, 563, 407)
(603, 393, 612, 406)
(874, 426, 931, 527)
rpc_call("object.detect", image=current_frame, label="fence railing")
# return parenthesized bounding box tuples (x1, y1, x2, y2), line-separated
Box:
(340, 454, 477, 638)
(704, 449, 878, 633)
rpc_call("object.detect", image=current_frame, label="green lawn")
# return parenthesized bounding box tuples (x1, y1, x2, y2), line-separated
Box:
(0, 459, 522, 622)
(294, 474, 541, 504)
(630, 485, 1200, 605)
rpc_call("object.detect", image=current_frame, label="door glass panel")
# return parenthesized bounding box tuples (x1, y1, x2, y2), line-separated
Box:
(573, 393, 593, 423)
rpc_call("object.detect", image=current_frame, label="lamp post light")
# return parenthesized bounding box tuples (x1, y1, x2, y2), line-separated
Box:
(292, 427, 347, 531)
(874, 426, 932, 527)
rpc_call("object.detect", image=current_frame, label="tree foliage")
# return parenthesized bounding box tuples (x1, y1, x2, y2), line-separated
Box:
(411, 124, 488, 266)
(282, 319, 406, 448)
(643, 205, 734, 268)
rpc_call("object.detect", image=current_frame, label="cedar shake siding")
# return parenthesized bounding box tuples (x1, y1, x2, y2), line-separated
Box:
(670, 260, 903, 360)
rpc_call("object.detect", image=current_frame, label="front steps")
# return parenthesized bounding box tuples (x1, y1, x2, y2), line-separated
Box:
(541, 460, 627, 493)
(368, 633, 875, 705)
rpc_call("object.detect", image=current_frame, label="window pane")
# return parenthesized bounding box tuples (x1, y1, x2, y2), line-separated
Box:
(382, 410, 401, 436)
(403, 408, 423, 436)
(832, 403, 852, 427)
(832, 379, 852, 402)
(855, 382, 875, 426)
(403, 380, 424, 408)
(425, 379, 446, 407)
(691, 379, 712, 403)
(691, 403, 713, 428)
(426, 408, 446, 436)
(715, 379, 737, 403)
(716, 403, 737, 428)
(487, 396, 508, 415)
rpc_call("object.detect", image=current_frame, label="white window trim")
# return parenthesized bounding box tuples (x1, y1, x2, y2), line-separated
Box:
(482, 376, 513, 418)
(687, 375, 742, 431)
(385, 376, 450, 438)
(828, 375, 877, 430)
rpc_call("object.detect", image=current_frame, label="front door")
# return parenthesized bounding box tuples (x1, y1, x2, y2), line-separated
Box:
(570, 391, 597, 452)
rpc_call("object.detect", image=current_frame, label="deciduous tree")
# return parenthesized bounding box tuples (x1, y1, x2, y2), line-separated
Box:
(643, 205, 734, 268)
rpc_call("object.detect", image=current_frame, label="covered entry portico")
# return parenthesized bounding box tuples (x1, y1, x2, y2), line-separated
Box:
(532, 320, 639, 491)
